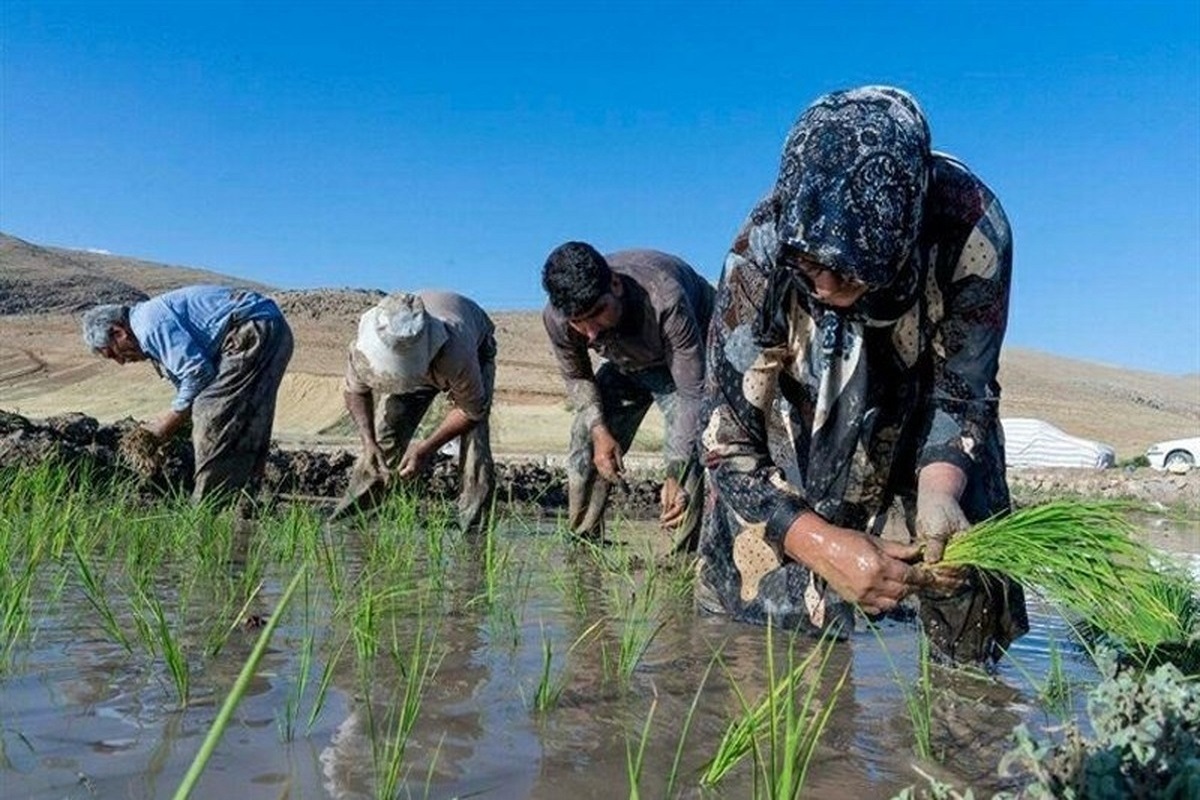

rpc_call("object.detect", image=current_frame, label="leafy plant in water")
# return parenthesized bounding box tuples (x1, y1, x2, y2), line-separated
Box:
(0, 556, 37, 673)
(308, 630, 352, 734)
(70, 537, 133, 654)
(1039, 638, 1074, 718)
(867, 625, 937, 761)
(995, 649, 1200, 799)
(531, 620, 568, 712)
(905, 633, 935, 761)
(600, 577, 666, 691)
(278, 572, 315, 743)
(663, 648, 721, 798)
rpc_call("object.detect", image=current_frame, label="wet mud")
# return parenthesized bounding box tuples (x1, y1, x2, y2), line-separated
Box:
(3, 410, 1198, 515)
(0, 410, 666, 515)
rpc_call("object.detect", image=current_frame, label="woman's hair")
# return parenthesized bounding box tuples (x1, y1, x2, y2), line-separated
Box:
(542, 241, 613, 318)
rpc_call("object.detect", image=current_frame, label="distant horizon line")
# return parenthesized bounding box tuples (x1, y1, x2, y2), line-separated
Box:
(4, 230, 1198, 380)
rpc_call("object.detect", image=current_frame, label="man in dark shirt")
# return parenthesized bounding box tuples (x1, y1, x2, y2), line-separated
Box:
(541, 241, 714, 551)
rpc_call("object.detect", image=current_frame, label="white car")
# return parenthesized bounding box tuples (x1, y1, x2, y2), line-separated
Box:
(1145, 436, 1200, 472)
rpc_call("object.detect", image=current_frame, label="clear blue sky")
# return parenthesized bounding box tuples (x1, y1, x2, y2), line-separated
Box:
(3, 1, 1197, 374)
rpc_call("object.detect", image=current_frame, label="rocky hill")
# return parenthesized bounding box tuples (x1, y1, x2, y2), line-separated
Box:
(1, 231, 1196, 459)
(0, 232, 269, 313)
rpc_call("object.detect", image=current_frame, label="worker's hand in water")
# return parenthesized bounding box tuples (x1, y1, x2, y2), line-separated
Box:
(362, 442, 390, 480)
(659, 476, 688, 529)
(397, 441, 432, 479)
(590, 425, 624, 483)
(916, 489, 970, 564)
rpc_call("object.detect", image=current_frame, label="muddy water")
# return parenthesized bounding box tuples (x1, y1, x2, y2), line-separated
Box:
(3, 515, 1197, 800)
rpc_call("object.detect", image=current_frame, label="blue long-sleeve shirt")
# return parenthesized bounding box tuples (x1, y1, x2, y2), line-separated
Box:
(128, 286, 283, 411)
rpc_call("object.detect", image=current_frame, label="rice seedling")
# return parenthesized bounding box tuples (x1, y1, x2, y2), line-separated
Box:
(663, 648, 722, 798)
(69, 536, 133, 653)
(482, 517, 507, 606)
(1040, 638, 1074, 716)
(308, 631, 353, 733)
(0, 557, 38, 672)
(868, 621, 937, 761)
(416, 733, 448, 800)
(134, 586, 191, 707)
(907, 634, 934, 760)
(366, 607, 443, 800)
(529, 620, 569, 712)
(351, 581, 385, 668)
(315, 523, 350, 609)
(758, 639, 849, 800)
(549, 561, 592, 618)
(278, 573, 315, 743)
(173, 565, 306, 800)
(600, 564, 667, 690)
(625, 686, 658, 800)
(700, 624, 847, 792)
(932, 500, 1199, 658)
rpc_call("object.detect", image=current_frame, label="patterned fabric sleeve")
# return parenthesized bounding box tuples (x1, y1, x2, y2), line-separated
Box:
(542, 305, 603, 432)
(919, 195, 1012, 473)
(703, 233, 810, 544)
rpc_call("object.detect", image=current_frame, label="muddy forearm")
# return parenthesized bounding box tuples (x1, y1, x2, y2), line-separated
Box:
(421, 407, 475, 454)
(148, 407, 190, 441)
(344, 390, 378, 449)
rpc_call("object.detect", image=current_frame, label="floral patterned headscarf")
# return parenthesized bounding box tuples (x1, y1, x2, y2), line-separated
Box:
(776, 86, 930, 288)
(752, 87, 934, 524)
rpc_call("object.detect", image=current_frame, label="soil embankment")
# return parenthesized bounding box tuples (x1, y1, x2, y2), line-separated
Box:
(3, 411, 1198, 517)
(0, 411, 660, 515)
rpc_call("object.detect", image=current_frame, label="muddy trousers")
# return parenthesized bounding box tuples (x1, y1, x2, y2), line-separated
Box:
(191, 315, 294, 507)
(377, 363, 496, 533)
(566, 363, 702, 552)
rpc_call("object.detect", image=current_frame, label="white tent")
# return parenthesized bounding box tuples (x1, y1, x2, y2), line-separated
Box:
(1001, 418, 1116, 469)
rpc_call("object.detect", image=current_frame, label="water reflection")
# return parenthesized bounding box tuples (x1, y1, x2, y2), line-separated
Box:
(1, 509, 1196, 799)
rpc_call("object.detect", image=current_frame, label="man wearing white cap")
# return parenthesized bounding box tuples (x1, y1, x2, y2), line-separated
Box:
(333, 290, 497, 531)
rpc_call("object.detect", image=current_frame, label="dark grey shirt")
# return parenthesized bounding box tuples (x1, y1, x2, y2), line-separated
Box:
(543, 249, 715, 472)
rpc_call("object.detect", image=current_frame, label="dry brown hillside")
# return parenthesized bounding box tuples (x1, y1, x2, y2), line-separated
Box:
(0, 233, 269, 313)
(1, 232, 1196, 458)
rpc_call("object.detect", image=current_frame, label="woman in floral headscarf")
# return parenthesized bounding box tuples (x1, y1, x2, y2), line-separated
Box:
(697, 86, 1026, 663)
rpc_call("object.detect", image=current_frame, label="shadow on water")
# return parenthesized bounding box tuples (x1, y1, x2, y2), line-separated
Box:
(2, 506, 1196, 799)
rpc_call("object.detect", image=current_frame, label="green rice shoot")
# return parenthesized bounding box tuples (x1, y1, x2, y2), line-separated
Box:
(936, 500, 1198, 658)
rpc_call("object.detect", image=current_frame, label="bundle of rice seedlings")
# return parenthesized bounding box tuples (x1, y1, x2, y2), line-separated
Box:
(118, 427, 164, 478)
(929, 500, 1198, 659)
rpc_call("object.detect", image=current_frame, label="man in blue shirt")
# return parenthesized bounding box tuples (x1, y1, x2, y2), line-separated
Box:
(81, 285, 293, 506)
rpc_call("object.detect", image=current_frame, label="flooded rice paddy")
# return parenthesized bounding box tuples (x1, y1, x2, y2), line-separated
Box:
(2, 471, 1197, 799)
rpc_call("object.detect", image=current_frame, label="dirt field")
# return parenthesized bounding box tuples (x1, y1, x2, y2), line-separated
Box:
(1, 231, 1196, 460)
